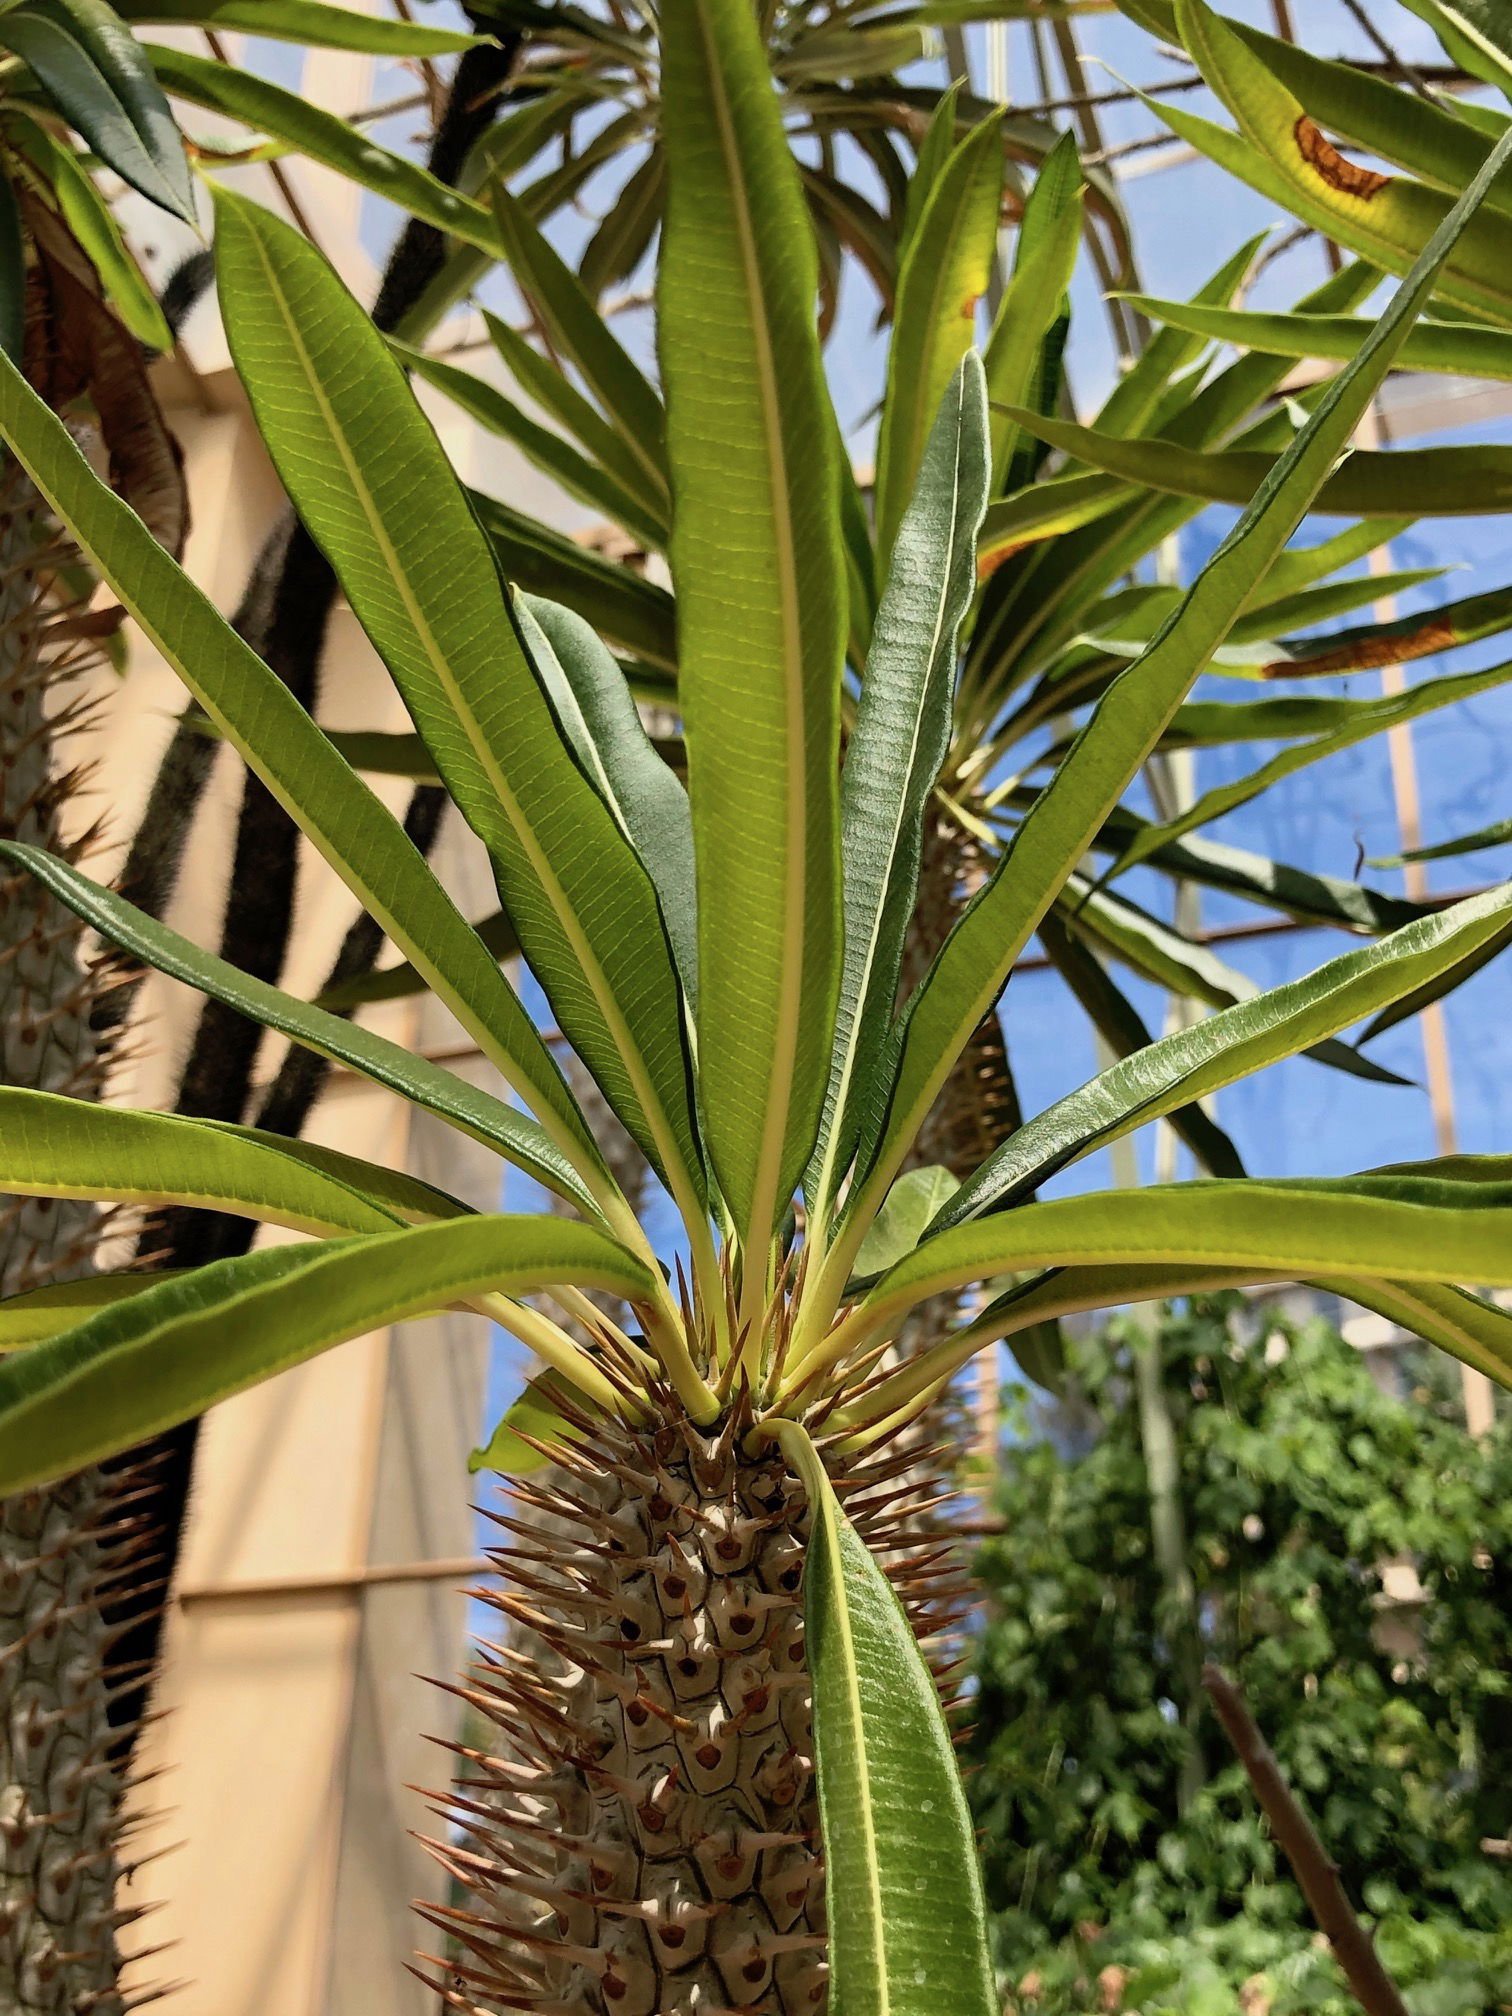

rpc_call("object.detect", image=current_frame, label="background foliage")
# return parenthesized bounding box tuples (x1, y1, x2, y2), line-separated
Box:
(969, 1296, 1512, 2014)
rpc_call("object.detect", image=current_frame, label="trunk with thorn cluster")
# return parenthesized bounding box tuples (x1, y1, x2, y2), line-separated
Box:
(0, 481, 144, 2016)
(423, 1380, 968, 2015)
(417, 815, 996, 2015)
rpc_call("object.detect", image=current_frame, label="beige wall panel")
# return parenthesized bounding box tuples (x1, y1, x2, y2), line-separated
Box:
(324, 1071, 502, 2014)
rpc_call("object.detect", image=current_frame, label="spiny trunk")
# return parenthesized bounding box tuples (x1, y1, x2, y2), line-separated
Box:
(900, 810, 1023, 1184)
(0, 486, 145, 2016)
(418, 811, 996, 2013)
(423, 1394, 966, 2015)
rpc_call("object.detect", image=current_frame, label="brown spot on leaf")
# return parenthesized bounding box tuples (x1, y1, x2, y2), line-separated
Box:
(1293, 116, 1389, 200)
(1263, 614, 1458, 678)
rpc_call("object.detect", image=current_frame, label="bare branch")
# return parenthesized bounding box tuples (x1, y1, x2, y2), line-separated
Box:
(1203, 1664, 1409, 2016)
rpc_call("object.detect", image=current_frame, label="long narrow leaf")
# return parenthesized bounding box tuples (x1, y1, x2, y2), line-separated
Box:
(517, 594, 698, 1008)
(491, 184, 669, 507)
(121, 0, 481, 51)
(998, 407, 1512, 519)
(1035, 909, 1244, 1180)
(1117, 658, 1512, 871)
(861, 1180, 1512, 1348)
(0, 1273, 186, 1350)
(0, 1088, 452, 1236)
(153, 46, 503, 252)
(1123, 297, 1512, 386)
(873, 112, 1002, 561)
(777, 1420, 996, 2016)
(933, 882, 1512, 1230)
(659, 0, 845, 1263)
(470, 489, 677, 674)
(810, 357, 990, 1215)
(0, 1217, 652, 1495)
(4, 0, 194, 221)
(392, 341, 665, 548)
(0, 841, 593, 1213)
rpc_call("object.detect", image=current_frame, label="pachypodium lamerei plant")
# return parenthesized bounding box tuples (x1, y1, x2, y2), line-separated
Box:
(2, 1, 1512, 2010)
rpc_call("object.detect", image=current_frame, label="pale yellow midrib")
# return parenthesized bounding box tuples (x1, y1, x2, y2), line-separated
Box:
(824, 1499, 890, 2014)
(252, 239, 697, 1220)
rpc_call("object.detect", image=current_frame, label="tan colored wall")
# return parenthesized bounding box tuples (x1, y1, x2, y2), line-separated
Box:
(79, 365, 499, 2015)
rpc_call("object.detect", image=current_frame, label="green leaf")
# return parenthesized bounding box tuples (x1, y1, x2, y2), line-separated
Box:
(854, 1178, 1512, 1365)
(470, 1366, 585, 1475)
(1371, 815, 1512, 867)
(1225, 568, 1448, 652)
(0, 1273, 186, 1351)
(1121, 297, 1512, 386)
(996, 405, 1512, 519)
(933, 881, 1512, 1230)
(118, 0, 482, 51)
(151, 45, 503, 253)
(976, 256, 1382, 689)
(580, 148, 665, 301)
(391, 340, 666, 549)
(212, 187, 703, 1210)
(977, 471, 1132, 571)
(0, 841, 598, 1212)
(982, 130, 1083, 491)
(1163, 0, 1512, 326)
(1118, 658, 1512, 871)
(873, 111, 1001, 562)
(490, 184, 669, 509)
(898, 80, 960, 253)
(1058, 874, 1410, 1086)
(810, 358, 989, 1216)
(1093, 230, 1267, 444)
(1256, 517, 1416, 604)
(518, 594, 698, 1010)
(853, 1165, 961, 1279)
(1089, 809, 1423, 936)
(2, 0, 194, 222)
(838, 116, 1512, 1266)
(776, 1420, 996, 2016)
(0, 1087, 453, 1235)
(483, 309, 669, 534)
(1318, 1276, 1512, 1387)
(1358, 916, 1512, 1045)
(470, 488, 677, 675)
(1035, 907, 1244, 1181)
(0, 349, 616, 1210)
(1397, 0, 1512, 99)
(6, 116, 170, 347)
(0, 1217, 653, 1495)
(1160, 686, 1452, 747)
(659, 0, 845, 1263)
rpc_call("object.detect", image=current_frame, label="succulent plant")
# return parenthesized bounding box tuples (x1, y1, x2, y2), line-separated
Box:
(0, 1, 1510, 2009)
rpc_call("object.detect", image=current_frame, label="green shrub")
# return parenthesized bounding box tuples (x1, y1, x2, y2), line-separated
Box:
(970, 1295, 1512, 2012)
